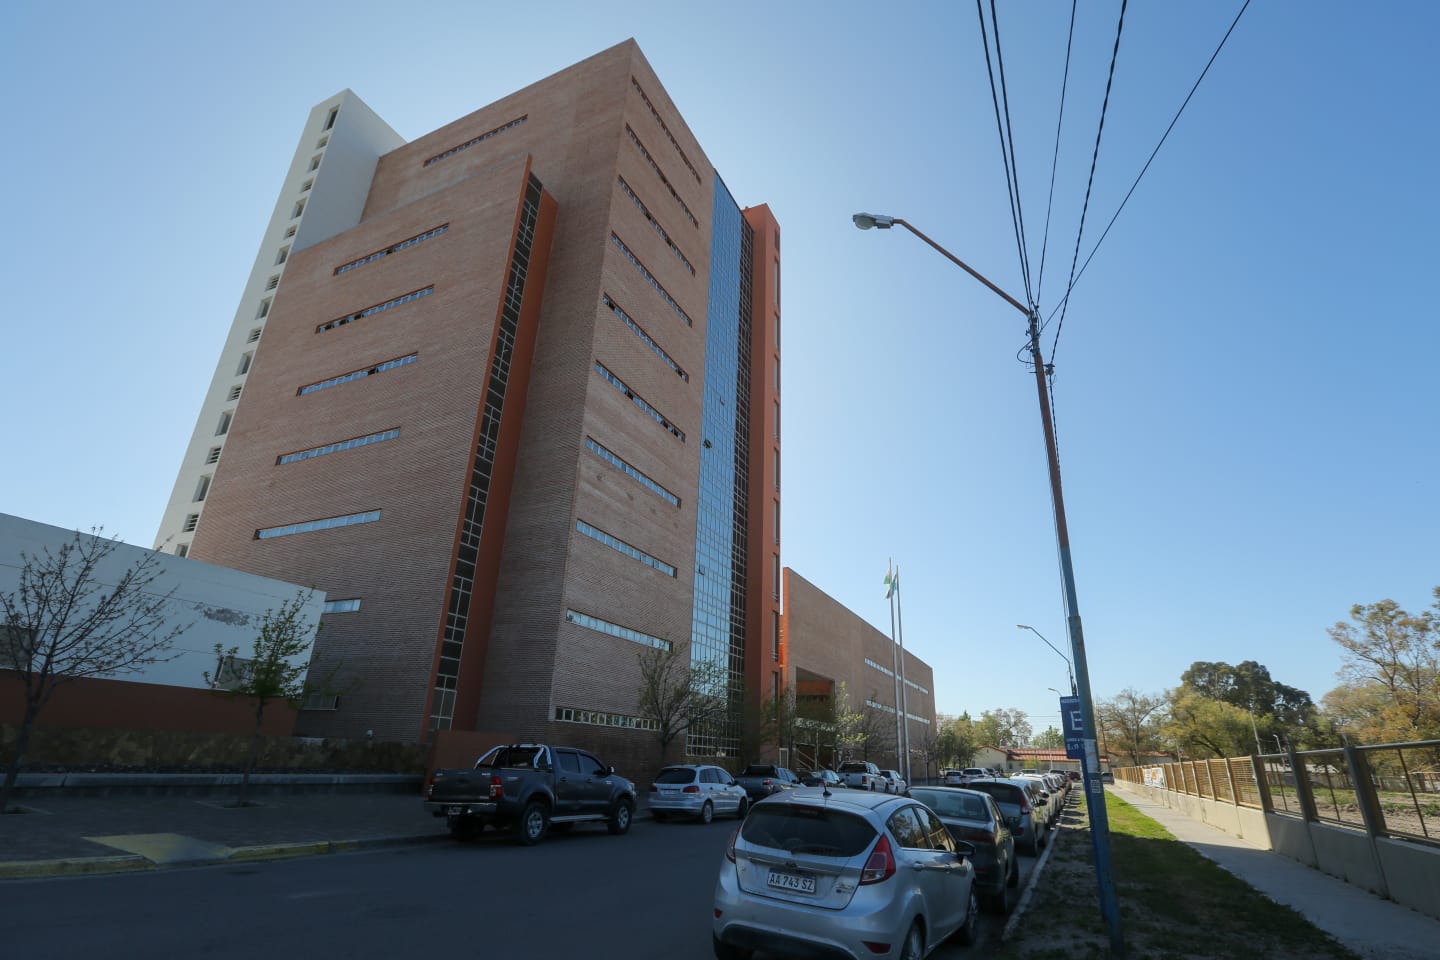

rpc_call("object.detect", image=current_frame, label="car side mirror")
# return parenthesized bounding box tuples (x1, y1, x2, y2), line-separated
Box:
(606, 765, 615, 776)
(952, 840, 976, 860)
(1035, 797, 1047, 806)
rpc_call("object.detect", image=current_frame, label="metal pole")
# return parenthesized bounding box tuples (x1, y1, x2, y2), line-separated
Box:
(895, 567, 911, 786)
(888, 560, 902, 773)
(1027, 307, 1126, 958)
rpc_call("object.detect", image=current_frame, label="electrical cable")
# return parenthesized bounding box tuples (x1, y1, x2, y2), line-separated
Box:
(1036, 0, 1078, 306)
(991, 0, 1035, 306)
(975, 0, 1033, 309)
(1046, 0, 1252, 329)
(1050, 0, 1127, 367)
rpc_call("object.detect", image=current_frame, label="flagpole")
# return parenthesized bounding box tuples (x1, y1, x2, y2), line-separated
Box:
(895, 566, 911, 786)
(887, 560, 902, 773)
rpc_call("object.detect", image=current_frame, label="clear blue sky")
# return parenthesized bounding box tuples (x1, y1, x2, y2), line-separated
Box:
(3, 1, 1435, 736)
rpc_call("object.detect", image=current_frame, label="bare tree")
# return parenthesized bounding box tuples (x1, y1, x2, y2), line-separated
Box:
(635, 646, 731, 764)
(0, 529, 186, 813)
(206, 590, 321, 806)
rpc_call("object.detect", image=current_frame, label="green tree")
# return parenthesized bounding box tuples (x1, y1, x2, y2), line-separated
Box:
(975, 708, 1031, 748)
(1163, 689, 1255, 758)
(1032, 726, 1065, 750)
(207, 590, 320, 806)
(1325, 590, 1440, 742)
(1178, 659, 1320, 748)
(1, 529, 186, 814)
(934, 712, 978, 769)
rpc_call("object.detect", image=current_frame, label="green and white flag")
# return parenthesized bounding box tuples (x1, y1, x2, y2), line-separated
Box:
(884, 563, 896, 599)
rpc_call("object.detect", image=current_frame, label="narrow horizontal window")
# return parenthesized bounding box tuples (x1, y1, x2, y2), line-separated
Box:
(256, 509, 381, 540)
(298, 355, 416, 396)
(585, 436, 679, 506)
(630, 77, 701, 185)
(625, 125, 698, 228)
(553, 705, 658, 732)
(302, 693, 339, 711)
(278, 428, 400, 464)
(301, 179, 313, 193)
(266, 275, 280, 291)
(322, 598, 362, 614)
(617, 177, 694, 275)
(422, 115, 527, 167)
(317, 286, 433, 333)
(183, 513, 199, 533)
(610, 234, 691, 326)
(206, 446, 222, 465)
(334, 225, 449, 275)
(247, 327, 262, 343)
(228, 385, 242, 402)
(602, 294, 686, 381)
(564, 609, 672, 651)
(575, 519, 676, 577)
(593, 362, 684, 441)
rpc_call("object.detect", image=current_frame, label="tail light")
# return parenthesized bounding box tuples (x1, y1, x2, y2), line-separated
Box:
(489, 775, 502, 800)
(424, 773, 437, 799)
(860, 835, 896, 885)
(683, 784, 701, 793)
(650, 784, 659, 792)
(761, 779, 773, 786)
(726, 827, 739, 863)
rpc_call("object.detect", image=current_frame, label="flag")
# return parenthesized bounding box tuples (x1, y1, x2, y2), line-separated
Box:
(884, 563, 894, 599)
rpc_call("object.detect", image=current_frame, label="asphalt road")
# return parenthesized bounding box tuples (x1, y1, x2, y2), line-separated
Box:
(4, 807, 1050, 959)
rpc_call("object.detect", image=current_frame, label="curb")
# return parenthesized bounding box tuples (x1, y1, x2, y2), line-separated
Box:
(0, 833, 448, 881)
(1001, 797, 1068, 943)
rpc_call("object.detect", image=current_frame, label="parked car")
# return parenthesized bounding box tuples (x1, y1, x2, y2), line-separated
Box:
(651, 764, 749, 823)
(960, 777, 1048, 855)
(1012, 774, 1060, 828)
(801, 769, 844, 789)
(909, 786, 1019, 914)
(735, 764, 803, 802)
(879, 769, 907, 795)
(1101, 771, 1115, 784)
(713, 787, 979, 959)
(837, 760, 884, 791)
(941, 768, 965, 785)
(424, 743, 635, 845)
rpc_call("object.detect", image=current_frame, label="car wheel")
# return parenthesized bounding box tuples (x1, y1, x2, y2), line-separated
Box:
(607, 798, 633, 835)
(517, 800, 549, 846)
(736, 797, 749, 819)
(957, 889, 979, 946)
(712, 934, 753, 960)
(898, 921, 924, 960)
(699, 800, 714, 825)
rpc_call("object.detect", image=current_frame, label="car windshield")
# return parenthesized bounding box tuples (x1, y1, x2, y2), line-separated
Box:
(654, 768, 696, 784)
(741, 804, 877, 857)
(838, 763, 868, 773)
(910, 788, 989, 821)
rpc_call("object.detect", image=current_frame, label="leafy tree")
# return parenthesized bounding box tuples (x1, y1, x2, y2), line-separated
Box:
(1163, 689, 1256, 758)
(1, 529, 186, 813)
(1178, 659, 1320, 746)
(1325, 590, 1440, 742)
(1096, 688, 1166, 766)
(975, 708, 1032, 749)
(634, 645, 731, 765)
(1032, 726, 1065, 750)
(207, 590, 321, 805)
(936, 712, 979, 768)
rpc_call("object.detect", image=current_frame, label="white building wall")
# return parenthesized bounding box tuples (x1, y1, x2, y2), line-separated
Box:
(3, 513, 325, 690)
(153, 91, 405, 554)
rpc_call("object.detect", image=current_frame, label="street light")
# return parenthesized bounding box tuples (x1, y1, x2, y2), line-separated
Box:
(1019, 624, 1077, 695)
(854, 211, 1125, 957)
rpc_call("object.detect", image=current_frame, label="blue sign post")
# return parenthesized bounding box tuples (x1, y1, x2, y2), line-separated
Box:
(1061, 695, 1084, 760)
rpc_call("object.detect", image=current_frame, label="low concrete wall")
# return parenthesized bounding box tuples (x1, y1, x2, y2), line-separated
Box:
(1376, 837, 1439, 917)
(1310, 821, 1387, 897)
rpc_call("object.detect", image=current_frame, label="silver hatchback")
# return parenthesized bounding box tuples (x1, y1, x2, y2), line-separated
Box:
(650, 764, 749, 823)
(713, 788, 978, 959)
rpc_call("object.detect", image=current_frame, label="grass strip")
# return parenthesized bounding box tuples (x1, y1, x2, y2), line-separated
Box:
(1000, 790, 1361, 960)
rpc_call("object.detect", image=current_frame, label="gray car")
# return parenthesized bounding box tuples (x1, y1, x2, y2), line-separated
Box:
(960, 777, 1048, 856)
(650, 764, 748, 823)
(713, 787, 979, 959)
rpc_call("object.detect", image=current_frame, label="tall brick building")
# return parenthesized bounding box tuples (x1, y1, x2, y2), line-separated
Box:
(160, 41, 783, 761)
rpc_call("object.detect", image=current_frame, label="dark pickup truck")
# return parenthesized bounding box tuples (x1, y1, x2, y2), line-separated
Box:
(424, 743, 637, 845)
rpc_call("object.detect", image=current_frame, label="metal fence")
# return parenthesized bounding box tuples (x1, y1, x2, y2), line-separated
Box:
(1116, 739, 1440, 847)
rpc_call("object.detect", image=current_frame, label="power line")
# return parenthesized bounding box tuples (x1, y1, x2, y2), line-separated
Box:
(991, 0, 1035, 306)
(1050, 0, 1128, 367)
(1036, 0, 1078, 307)
(1047, 0, 1253, 328)
(975, 0, 1033, 308)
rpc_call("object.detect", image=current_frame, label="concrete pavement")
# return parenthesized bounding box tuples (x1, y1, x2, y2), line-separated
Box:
(1110, 788, 1440, 960)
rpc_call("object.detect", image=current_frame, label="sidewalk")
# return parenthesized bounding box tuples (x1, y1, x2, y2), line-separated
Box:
(1112, 788, 1440, 960)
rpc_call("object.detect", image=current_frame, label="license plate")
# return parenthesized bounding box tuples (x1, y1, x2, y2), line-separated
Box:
(448, 806, 462, 815)
(767, 870, 816, 894)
